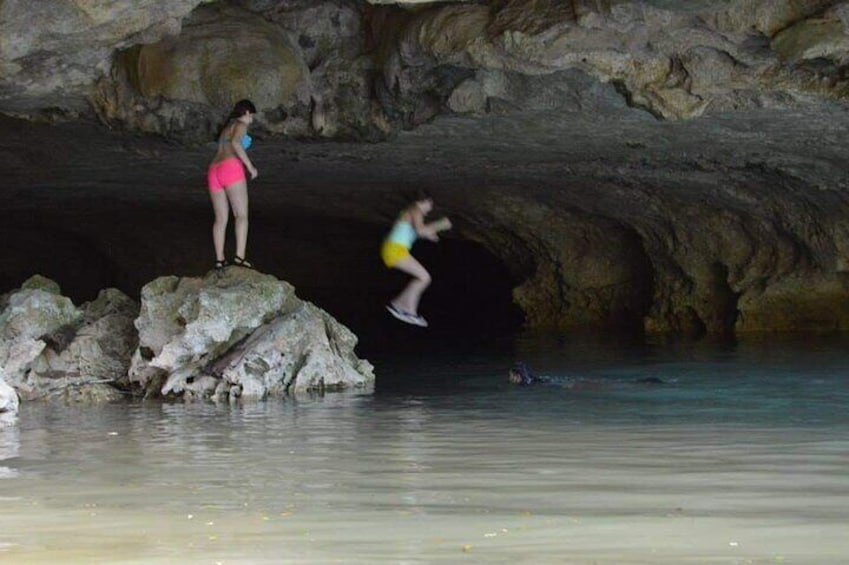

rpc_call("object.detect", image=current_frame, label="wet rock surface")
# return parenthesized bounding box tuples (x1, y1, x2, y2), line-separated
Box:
(0, 271, 373, 410)
(0, 372, 19, 425)
(0, 276, 138, 403)
(129, 268, 374, 399)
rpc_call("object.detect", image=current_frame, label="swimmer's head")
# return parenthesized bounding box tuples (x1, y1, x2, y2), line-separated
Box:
(508, 361, 535, 385)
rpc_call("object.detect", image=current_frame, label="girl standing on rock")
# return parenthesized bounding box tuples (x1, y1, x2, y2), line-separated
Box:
(381, 193, 452, 327)
(207, 99, 258, 270)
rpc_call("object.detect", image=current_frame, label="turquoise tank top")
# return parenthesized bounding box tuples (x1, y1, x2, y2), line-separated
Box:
(387, 220, 416, 249)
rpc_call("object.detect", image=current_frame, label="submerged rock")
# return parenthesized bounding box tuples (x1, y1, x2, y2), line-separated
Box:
(0, 276, 138, 402)
(129, 268, 374, 400)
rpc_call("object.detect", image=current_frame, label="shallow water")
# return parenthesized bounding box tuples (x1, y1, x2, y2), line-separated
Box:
(2, 335, 848, 564)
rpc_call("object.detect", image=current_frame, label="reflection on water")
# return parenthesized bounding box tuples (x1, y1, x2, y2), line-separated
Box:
(1, 335, 848, 564)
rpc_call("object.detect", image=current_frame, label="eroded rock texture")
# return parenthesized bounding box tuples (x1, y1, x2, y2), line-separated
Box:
(0, 371, 19, 425)
(2, 0, 849, 337)
(0, 276, 138, 402)
(0, 270, 374, 410)
(129, 268, 374, 400)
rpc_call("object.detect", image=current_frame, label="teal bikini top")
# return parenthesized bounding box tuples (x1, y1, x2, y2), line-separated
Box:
(221, 131, 252, 150)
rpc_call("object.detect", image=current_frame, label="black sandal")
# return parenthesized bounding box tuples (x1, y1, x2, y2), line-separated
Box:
(233, 256, 254, 269)
(215, 259, 228, 271)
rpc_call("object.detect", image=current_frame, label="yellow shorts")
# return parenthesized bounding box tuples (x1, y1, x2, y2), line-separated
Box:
(381, 241, 410, 268)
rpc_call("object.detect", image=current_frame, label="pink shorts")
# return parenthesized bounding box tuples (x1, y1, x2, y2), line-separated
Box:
(207, 157, 245, 192)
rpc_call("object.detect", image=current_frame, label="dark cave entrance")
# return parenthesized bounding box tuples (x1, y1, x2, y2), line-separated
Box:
(247, 211, 526, 355)
(0, 205, 525, 357)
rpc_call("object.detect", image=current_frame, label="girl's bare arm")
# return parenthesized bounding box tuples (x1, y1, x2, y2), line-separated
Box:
(230, 122, 257, 179)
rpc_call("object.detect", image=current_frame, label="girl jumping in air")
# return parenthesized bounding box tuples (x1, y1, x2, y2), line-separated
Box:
(207, 99, 258, 270)
(381, 194, 452, 327)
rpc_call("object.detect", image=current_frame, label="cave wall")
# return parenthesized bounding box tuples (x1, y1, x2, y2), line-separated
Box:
(2, 0, 849, 336)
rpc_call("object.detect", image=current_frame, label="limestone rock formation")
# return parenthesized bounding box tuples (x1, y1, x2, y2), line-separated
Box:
(0, 0, 206, 116)
(129, 268, 374, 400)
(0, 276, 139, 402)
(373, 0, 849, 125)
(5, 1, 847, 138)
(103, 4, 311, 139)
(0, 370, 19, 426)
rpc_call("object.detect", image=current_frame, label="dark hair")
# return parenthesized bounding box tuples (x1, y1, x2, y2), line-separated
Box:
(229, 99, 257, 120)
(511, 362, 536, 386)
(403, 188, 432, 205)
(216, 99, 257, 140)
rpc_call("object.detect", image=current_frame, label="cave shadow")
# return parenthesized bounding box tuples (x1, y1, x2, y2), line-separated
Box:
(250, 212, 526, 357)
(0, 201, 524, 359)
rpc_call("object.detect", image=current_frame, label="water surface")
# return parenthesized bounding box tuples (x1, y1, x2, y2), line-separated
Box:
(1, 335, 848, 564)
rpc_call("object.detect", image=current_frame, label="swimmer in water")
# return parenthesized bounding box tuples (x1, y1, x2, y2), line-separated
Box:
(508, 362, 552, 386)
(508, 361, 666, 387)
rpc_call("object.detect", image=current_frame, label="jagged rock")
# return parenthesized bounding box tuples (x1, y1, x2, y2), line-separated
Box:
(197, 301, 374, 398)
(29, 288, 139, 393)
(0, 274, 60, 311)
(7, 0, 849, 137)
(0, 277, 83, 392)
(94, 1, 383, 141)
(0, 0, 206, 116)
(129, 5, 309, 115)
(0, 277, 138, 401)
(485, 196, 653, 332)
(375, 0, 849, 123)
(130, 268, 374, 399)
(97, 4, 313, 140)
(771, 8, 849, 63)
(0, 370, 19, 426)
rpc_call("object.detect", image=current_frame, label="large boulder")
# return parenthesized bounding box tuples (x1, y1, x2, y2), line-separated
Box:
(0, 277, 83, 390)
(196, 301, 374, 399)
(94, 2, 389, 141)
(0, 276, 138, 401)
(129, 5, 309, 112)
(28, 288, 139, 401)
(96, 3, 314, 140)
(129, 268, 374, 400)
(0, 370, 19, 426)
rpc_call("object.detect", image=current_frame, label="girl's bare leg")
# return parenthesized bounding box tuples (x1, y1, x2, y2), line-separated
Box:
(210, 189, 230, 262)
(225, 180, 249, 262)
(391, 255, 432, 315)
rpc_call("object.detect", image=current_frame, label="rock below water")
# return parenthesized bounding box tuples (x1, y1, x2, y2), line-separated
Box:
(0, 270, 374, 414)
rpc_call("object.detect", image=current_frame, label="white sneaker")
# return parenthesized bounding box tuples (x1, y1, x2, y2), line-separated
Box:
(386, 303, 410, 323)
(386, 304, 428, 327)
(408, 314, 428, 327)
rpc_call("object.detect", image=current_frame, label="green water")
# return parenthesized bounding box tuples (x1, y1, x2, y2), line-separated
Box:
(1, 335, 847, 564)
